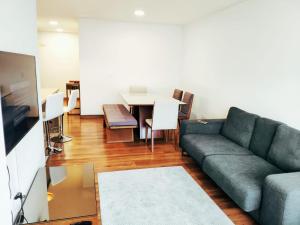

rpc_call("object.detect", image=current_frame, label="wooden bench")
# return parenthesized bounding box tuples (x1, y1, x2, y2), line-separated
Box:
(103, 104, 138, 143)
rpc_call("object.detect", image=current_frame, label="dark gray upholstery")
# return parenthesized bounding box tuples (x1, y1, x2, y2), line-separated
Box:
(268, 124, 300, 172)
(203, 155, 282, 212)
(180, 107, 300, 225)
(260, 172, 300, 225)
(221, 107, 258, 148)
(249, 118, 281, 159)
(180, 119, 225, 136)
(181, 134, 252, 165)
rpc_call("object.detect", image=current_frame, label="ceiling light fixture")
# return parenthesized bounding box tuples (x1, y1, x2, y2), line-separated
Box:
(56, 28, 64, 32)
(134, 10, 145, 17)
(49, 20, 58, 26)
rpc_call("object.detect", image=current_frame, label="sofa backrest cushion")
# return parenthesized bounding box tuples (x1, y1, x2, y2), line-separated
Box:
(268, 124, 300, 172)
(221, 107, 258, 148)
(249, 118, 281, 159)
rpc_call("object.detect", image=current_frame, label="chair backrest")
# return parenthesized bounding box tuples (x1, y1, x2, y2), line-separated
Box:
(180, 92, 194, 119)
(152, 99, 179, 130)
(45, 92, 64, 121)
(129, 85, 148, 94)
(66, 89, 79, 112)
(172, 89, 183, 101)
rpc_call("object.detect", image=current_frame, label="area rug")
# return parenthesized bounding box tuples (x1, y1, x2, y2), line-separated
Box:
(98, 166, 234, 225)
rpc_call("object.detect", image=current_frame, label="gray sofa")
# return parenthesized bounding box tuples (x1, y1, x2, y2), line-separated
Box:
(180, 107, 300, 225)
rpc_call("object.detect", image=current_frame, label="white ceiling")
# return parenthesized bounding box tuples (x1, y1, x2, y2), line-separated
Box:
(37, 0, 245, 33)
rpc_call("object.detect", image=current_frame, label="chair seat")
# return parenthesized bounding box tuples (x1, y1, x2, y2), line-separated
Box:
(145, 119, 153, 127)
(43, 111, 64, 121)
(178, 111, 188, 120)
(203, 154, 282, 212)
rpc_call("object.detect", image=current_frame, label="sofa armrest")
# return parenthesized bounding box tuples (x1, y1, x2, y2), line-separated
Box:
(260, 172, 300, 225)
(180, 119, 225, 136)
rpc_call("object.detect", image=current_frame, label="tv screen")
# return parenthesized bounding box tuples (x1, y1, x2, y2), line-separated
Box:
(0, 51, 40, 155)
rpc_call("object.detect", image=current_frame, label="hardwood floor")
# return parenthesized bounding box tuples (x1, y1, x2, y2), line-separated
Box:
(46, 114, 257, 225)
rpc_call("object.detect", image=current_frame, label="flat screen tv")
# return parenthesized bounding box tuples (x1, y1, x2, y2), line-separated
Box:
(0, 51, 40, 155)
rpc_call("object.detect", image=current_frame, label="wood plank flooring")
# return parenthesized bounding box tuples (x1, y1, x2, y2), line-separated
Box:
(46, 115, 257, 225)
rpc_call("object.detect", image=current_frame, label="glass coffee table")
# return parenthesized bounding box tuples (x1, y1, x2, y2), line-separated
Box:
(19, 164, 97, 224)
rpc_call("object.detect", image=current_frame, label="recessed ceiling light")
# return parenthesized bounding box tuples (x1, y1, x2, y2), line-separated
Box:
(134, 10, 145, 17)
(56, 28, 64, 32)
(49, 20, 58, 26)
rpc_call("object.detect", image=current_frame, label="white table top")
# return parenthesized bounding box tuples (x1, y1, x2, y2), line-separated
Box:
(41, 88, 59, 104)
(121, 93, 185, 106)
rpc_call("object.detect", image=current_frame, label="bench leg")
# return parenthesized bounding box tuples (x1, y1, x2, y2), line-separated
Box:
(151, 130, 154, 152)
(145, 126, 148, 144)
(164, 130, 169, 143)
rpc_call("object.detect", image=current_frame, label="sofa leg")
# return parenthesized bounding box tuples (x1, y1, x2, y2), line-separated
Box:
(181, 148, 189, 156)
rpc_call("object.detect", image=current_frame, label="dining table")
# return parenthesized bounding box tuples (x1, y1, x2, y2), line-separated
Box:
(121, 93, 185, 139)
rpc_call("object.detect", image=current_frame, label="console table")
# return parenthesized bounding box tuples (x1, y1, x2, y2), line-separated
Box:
(17, 164, 97, 224)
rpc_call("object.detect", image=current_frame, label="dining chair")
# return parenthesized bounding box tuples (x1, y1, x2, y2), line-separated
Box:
(51, 89, 79, 143)
(172, 89, 183, 101)
(145, 99, 179, 152)
(178, 91, 194, 124)
(43, 92, 64, 154)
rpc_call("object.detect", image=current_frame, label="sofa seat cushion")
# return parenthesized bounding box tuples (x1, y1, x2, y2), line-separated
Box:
(202, 155, 282, 212)
(221, 107, 258, 148)
(249, 117, 281, 159)
(268, 124, 300, 172)
(180, 134, 252, 165)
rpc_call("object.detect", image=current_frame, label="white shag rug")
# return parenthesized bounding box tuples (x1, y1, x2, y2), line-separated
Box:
(98, 166, 234, 225)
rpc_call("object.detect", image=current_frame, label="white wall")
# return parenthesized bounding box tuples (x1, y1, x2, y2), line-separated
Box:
(182, 0, 300, 129)
(79, 19, 183, 115)
(38, 32, 80, 96)
(0, 0, 45, 224)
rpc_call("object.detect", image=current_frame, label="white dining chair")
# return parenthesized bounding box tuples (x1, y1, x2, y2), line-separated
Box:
(51, 89, 79, 143)
(43, 92, 64, 154)
(129, 85, 148, 94)
(145, 99, 179, 152)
